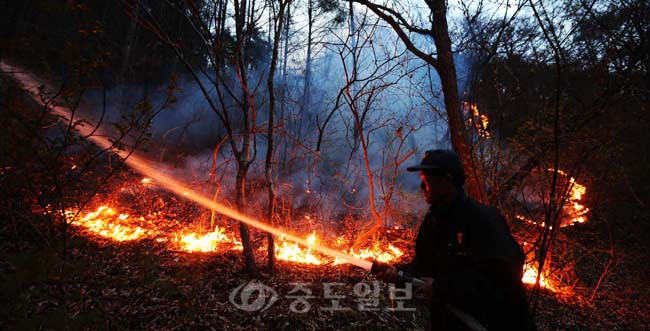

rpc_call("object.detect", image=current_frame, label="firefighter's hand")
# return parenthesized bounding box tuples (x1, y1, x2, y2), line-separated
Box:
(375, 265, 399, 283)
(415, 277, 434, 297)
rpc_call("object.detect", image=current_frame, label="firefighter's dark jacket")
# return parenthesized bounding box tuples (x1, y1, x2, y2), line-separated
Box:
(401, 194, 536, 330)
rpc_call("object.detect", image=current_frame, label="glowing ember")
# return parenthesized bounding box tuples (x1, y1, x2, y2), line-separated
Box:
(141, 177, 152, 184)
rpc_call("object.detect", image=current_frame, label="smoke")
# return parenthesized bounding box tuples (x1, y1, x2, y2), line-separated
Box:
(47, 12, 477, 231)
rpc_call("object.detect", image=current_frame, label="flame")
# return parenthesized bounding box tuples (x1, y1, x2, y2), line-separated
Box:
(67, 205, 405, 265)
(517, 169, 590, 228)
(567, 180, 588, 224)
(464, 102, 490, 138)
(71, 202, 559, 292)
(551, 168, 590, 225)
(518, 242, 558, 291)
(339, 243, 404, 265)
(513, 168, 591, 292)
(522, 263, 556, 291)
(274, 232, 324, 265)
(179, 226, 232, 253)
(68, 205, 237, 252)
(69, 206, 153, 241)
(272, 232, 405, 266)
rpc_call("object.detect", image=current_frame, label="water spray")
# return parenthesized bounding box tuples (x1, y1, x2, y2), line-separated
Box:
(1, 62, 435, 287)
(1, 61, 377, 271)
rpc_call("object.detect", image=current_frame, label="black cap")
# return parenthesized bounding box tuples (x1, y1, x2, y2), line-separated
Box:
(407, 149, 466, 185)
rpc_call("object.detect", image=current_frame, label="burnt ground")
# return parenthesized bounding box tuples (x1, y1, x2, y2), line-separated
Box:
(0, 233, 430, 330)
(0, 226, 648, 331)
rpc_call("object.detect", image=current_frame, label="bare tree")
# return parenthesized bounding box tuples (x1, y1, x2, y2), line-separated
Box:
(264, 0, 291, 272)
(351, 0, 489, 203)
(321, 11, 424, 245)
(134, 0, 269, 274)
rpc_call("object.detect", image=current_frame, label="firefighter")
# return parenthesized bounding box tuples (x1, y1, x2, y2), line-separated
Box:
(375, 149, 536, 330)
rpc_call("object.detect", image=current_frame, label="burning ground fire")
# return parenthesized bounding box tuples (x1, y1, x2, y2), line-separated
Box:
(516, 169, 590, 292)
(7, 61, 578, 294)
(463, 104, 587, 292)
(521, 252, 557, 291)
(65, 181, 405, 266)
(515, 168, 590, 228)
(65, 175, 583, 293)
(64, 205, 244, 252)
(65, 116, 582, 293)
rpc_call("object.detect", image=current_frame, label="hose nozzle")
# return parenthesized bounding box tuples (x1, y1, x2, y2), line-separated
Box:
(370, 261, 426, 288)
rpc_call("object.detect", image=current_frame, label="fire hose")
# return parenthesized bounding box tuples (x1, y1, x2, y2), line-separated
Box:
(370, 262, 488, 331)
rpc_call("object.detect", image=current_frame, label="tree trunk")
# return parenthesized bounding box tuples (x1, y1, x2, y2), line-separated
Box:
(348, 0, 361, 154)
(265, 0, 289, 273)
(430, 0, 488, 204)
(235, 164, 258, 275)
(350, 106, 384, 247)
(350, 0, 488, 203)
(233, 0, 258, 275)
(279, 4, 291, 166)
(302, 0, 313, 113)
(279, 4, 290, 118)
(116, 0, 141, 102)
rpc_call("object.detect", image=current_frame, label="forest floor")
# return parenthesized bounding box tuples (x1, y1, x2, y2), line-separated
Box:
(0, 227, 648, 330)
(1, 63, 649, 331)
